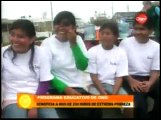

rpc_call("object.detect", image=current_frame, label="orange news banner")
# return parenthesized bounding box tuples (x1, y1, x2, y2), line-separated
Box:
(17, 93, 134, 109)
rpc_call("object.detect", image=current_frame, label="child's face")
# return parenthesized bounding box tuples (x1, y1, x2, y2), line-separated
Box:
(99, 28, 117, 49)
(9, 28, 34, 53)
(133, 24, 153, 43)
(54, 19, 75, 41)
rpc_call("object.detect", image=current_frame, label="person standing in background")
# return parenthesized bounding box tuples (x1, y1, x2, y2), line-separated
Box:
(142, 1, 160, 43)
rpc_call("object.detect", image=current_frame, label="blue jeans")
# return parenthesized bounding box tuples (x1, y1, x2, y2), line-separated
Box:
(87, 83, 129, 118)
(3, 103, 59, 118)
(88, 83, 127, 95)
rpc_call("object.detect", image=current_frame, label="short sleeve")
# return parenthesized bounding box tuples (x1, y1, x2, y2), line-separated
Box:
(86, 47, 97, 74)
(41, 39, 53, 67)
(39, 47, 54, 82)
(119, 39, 128, 55)
(151, 47, 160, 71)
(116, 48, 128, 77)
(1, 46, 9, 72)
(119, 38, 126, 49)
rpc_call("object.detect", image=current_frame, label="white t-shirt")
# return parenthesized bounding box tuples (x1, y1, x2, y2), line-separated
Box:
(119, 37, 160, 76)
(87, 44, 128, 85)
(41, 35, 90, 87)
(1, 45, 53, 101)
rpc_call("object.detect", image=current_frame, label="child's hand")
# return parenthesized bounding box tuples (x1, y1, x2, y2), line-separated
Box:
(128, 78, 144, 93)
(141, 81, 152, 93)
(64, 87, 81, 95)
(67, 27, 77, 45)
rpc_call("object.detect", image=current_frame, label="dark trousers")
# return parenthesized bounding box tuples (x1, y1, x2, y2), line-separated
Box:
(123, 76, 160, 119)
(48, 87, 103, 118)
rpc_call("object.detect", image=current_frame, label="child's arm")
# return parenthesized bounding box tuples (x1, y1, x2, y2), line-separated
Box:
(126, 76, 144, 92)
(141, 70, 160, 93)
(50, 77, 68, 94)
(90, 73, 107, 95)
(36, 81, 50, 95)
(51, 77, 81, 95)
(67, 29, 88, 71)
(71, 43, 88, 70)
(112, 77, 123, 94)
(114, 48, 128, 94)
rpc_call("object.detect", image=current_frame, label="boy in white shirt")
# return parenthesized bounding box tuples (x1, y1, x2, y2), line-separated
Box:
(87, 21, 133, 118)
(119, 12, 160, 119)
(87, 21, 128, 95)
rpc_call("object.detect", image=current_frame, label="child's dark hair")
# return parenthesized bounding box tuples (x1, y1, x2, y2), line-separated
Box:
(9, 19, 36, 37)
(99, 20, 119, 38)
(53, 11, 76, 26)
(133, 12, 154, 30)
(3, 19, 36, 74)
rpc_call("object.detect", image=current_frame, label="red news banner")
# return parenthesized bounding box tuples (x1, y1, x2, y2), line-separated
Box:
(17, 93, 134, 109)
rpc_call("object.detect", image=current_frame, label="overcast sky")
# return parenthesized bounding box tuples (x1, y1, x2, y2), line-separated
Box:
(2, 1, 144, 22)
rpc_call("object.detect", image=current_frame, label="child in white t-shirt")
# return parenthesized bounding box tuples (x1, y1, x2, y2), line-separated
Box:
(87, 21, 134, 118)
(41, 11, 102, 118)
(87, 21, 128, 95)
(119, 12, 160, 119)
(1, 19, 59, 118)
